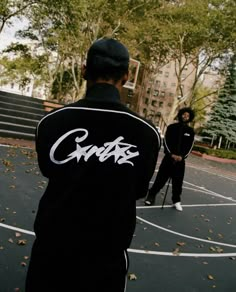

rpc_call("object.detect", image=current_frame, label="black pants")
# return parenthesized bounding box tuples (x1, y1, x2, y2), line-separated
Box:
(25, 238, 129, 292)
(149, 155, 185, 203)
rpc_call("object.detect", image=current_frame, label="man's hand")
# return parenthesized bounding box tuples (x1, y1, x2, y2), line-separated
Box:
(171, 154, 182, 162)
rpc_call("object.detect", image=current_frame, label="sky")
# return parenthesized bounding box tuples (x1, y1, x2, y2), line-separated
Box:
(0, 18, 29, 51)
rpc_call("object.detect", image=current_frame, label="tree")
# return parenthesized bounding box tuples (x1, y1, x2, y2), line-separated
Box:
(0, 43, 46, 91)
(144, 0, 236, 123)
(191, 84, 215, 133)
(1, 0, 236, 110)
(203, 54, 236, 148)
(0, 0, 164, 101)
(0, 0, 38, 34)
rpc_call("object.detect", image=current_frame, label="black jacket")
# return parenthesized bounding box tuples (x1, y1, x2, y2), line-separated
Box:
(34, 83, 161, 252)
(164, 122, 195, 159)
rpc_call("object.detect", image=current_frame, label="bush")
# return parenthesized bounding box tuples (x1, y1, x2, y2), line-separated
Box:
(192, 145, 236, 160)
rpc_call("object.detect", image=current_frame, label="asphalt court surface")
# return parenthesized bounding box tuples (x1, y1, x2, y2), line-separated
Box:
(0, 145, 236, 291)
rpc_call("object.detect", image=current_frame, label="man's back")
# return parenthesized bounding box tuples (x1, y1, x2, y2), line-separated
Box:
(35, 83, 161, 251)
(26, 38, 161, 292)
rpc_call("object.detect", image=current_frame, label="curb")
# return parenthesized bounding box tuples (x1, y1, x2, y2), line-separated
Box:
(191, 151, 236, 164)
(0, 137, 35, 149)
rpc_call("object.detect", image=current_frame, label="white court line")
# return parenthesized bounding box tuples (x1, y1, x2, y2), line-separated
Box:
(1, 204, 235, 235)
(1, 145, 235, 259)
(0, 144, 12, 148)
(0, 223, 35, 236)
(136, 216, 236, 249)
(136, 181, 236, 257)
(1, 210, 236, 259)
(0, 150, 234, 258)
(187, 164, 236, 182)
(150, 181, 236, 202)
(184, 181, 236, 202)
(137, 203, 236, 209)
(2, 218, 236, 258)
(183, 186, 221, 196)
(128, 248, 236, 258)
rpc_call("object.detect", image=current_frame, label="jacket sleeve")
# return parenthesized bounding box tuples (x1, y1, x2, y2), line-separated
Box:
(135, 129, 161, 200)
(163, 125, 173, 156)
(35, 122, 50, 178)
(35, 114, 55, 178)
(182, 127, 195, 159)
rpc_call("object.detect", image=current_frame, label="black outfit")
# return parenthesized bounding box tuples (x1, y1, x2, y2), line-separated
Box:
(25, 83, 161, 292)
(146, 121, 194, 204)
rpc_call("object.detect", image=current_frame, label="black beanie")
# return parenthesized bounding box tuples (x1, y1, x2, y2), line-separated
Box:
(87, 38, 129, 68)
(85, 38, 129, 81)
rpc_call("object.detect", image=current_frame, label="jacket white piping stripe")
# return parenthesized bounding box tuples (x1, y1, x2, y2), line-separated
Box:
(37, 106, 161, 145)
(124, 250, 128, 292)
(163, 137, 171, 154)
(164, 134, 194, 159)
(184, 140, 195, 159)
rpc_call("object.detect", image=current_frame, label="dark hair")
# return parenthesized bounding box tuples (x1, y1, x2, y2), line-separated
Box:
(85, 38, 129, 82)
(177, 107, 195, 122)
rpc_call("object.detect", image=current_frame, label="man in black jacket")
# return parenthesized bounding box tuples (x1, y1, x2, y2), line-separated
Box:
(25, 38, 161, 292)
(144, 107, 195, 211)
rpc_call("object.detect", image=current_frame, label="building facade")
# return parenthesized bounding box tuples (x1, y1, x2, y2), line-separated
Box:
(135, 61, 196, 133)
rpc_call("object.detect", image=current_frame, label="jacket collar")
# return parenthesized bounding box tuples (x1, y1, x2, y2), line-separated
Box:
(85, 83, 121, 103)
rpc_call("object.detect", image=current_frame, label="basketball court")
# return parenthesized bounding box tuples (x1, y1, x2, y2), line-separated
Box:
(0, 145, 236, 291)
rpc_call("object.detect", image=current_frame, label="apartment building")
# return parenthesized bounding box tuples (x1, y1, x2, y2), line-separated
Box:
(138, 61, 196, 130)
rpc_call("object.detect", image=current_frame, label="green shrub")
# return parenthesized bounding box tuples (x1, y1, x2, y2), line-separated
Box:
(192, 145, 236, 160)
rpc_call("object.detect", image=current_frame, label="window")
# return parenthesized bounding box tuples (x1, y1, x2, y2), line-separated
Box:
(128, 89, 133, 98)
(153, 90, 159, 96)
(11, 83, 14, 89)
(164, 72, 169, 77)
(147, 88, 150, 94)
(145, 98, 149, 105)
(171, 83, 176, 87)
(160, 91, 165, 97)
(163, 82, 167, 88)
(151, 100, 157, 107)
(159, 101, 163, 107)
